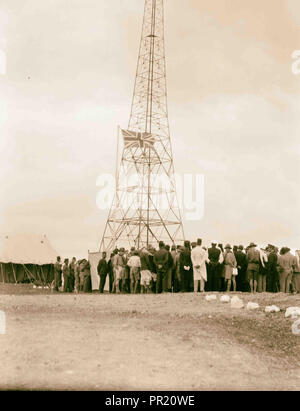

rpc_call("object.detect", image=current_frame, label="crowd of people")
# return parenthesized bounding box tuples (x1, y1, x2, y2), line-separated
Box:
(53, 257, 92, 293)
(53, 239, 300, 295)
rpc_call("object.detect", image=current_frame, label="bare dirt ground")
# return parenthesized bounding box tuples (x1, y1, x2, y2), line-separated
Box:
(0, 284, 299, 391)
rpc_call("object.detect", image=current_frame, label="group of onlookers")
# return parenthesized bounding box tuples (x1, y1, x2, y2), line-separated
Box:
(53, 257, 92, 293)
(53, 240, 300, 295)
(96, 240, 300, 295)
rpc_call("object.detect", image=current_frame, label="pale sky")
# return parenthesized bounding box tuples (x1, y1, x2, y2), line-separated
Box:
(0, 0, 300, 258)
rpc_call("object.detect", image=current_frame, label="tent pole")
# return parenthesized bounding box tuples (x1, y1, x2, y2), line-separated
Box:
(23, 264, 29, 282)
(22, 265, 35, 282)
(11, 263, 17, 284)
(40, 266, 46, 285)
(23, 264, 34, 280)
(35, 265, 42, 284)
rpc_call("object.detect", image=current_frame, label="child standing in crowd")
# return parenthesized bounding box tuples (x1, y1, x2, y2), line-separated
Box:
(140, 247, 154, 294)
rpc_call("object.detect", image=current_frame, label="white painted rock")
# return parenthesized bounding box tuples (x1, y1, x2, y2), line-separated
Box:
(247, 302, 260, 311)
(285, 307, 300, 319)
(231, 296, 244, 309)
(205, 295, 217, 302)
(220, 295, 231, 303)
(33, 285, 37, 289)
(265, 305, 280, 313)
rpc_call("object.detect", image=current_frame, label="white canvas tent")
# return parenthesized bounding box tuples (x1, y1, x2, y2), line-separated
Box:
(0, 234, 58, 284)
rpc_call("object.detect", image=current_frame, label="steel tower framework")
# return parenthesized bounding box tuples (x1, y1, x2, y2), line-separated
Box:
(100, 0, 185, 252)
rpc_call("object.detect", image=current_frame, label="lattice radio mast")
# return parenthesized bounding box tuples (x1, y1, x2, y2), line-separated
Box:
(100, 0, 185, 252)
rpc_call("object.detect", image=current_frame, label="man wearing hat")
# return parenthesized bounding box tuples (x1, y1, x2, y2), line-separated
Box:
(179, 240, 193, 292)
(246, 243, 260, 293)
(266, 245, 279, 293)
(97, 252, 108, 294)
(224, 244, 237, 292)
(114, 248, 127, 293)
(162, 245, 174, 292)
(257, 246, 269, 293)
(235, 246, 247, 292)
(147, 245, 158, 293)
(153, 241, 169, 294)
(172, 245, 183, 292)
(191, 239, 209, 293)
(207, 241, 222, 292)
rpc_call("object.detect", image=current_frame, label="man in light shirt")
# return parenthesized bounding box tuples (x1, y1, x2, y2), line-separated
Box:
(277, 247, 296, 293)
(114, 248, 127, 294)
(127, 250, 141, 294)
(191, 239, 209, 293)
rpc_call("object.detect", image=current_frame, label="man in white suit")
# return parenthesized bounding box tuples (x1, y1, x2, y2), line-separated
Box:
(191, 239, 209, 293)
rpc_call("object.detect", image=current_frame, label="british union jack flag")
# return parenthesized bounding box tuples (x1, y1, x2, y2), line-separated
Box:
(121, 129, 155, 149)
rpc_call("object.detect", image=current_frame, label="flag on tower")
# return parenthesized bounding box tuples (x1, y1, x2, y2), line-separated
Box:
(121, 129, 155, 149)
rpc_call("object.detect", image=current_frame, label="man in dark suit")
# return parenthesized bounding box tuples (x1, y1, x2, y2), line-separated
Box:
(235, 246, 247, 292)
(163, 245, 174, 292)
(267, 245, 279, 293)
(107, 253, 115, 293)
(153, 241, 169, 294)
(97, 252, 108, 294)
(179, 241, 192, 292)
(208, 242, 221, 291)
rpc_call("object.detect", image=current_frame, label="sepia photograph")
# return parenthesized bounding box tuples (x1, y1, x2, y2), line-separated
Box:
(0, 0, 300, 393)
